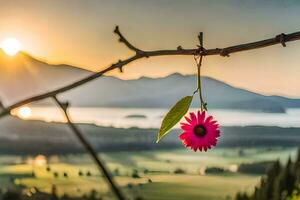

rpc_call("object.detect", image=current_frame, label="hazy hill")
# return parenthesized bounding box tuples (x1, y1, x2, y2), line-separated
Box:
(61, 73, 300, 112)
(0, 50, 90, 105)
(0, 51, 300, 112)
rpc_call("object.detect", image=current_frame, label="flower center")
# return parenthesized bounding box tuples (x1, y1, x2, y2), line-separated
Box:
(193, 125, 207, 137)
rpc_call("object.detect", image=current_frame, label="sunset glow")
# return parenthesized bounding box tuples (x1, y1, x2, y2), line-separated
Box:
(1, 38, 21, 56)
(17, 106, 32, 119)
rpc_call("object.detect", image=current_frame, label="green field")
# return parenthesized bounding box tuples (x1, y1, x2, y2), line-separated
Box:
(0, 147, 297, 200)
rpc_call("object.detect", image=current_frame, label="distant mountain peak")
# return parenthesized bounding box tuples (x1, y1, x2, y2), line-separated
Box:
(167, 72, 186, 77)
(0, 51, 90, 105)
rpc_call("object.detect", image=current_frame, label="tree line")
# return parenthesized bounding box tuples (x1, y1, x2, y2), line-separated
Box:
(236, 148, 300, 200)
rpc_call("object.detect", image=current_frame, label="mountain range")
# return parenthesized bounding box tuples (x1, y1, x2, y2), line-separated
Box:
(0, 50, 300, 113)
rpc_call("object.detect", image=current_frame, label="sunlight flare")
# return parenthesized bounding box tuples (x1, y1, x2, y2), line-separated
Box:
(1, 37, 21, 56)
(17, 106, 32, 119)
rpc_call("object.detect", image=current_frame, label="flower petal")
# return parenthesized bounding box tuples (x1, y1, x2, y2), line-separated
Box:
(189, 112, 198, 125)
(184, 116, 193, 124)
(198, 111, 206, 123)
(205, 116, 213, 124)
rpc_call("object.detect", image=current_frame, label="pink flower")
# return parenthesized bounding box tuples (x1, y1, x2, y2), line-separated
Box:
(179, 111, 220, 152)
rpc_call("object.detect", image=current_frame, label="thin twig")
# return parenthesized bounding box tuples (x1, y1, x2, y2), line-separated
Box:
(114, 26, 142, 54)
(0, 100, 4, 110)
(1, 28, 300, 118)
(52, 96, 126, 200)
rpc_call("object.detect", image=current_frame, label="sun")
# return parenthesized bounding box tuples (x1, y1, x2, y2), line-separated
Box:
(17, 106, 32, 119)
(1, 38, 21, 56)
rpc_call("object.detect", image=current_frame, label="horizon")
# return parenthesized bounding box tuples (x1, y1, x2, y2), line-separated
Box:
(1, 0, 300, 98)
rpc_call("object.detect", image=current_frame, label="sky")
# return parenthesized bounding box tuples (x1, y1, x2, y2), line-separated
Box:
(0, 0, 300, 97)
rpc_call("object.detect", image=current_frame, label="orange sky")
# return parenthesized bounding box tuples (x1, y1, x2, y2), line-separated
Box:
(0, 0, 300, 97)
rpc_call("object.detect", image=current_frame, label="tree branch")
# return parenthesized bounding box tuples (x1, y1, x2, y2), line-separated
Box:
(114, 26, 142, 54)
(52, 96, 126, 200)
(1, 27, 300, 119)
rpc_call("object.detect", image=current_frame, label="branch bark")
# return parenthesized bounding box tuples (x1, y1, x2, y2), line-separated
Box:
(1, 28, 300, 118)
(52, 96, 126, 200)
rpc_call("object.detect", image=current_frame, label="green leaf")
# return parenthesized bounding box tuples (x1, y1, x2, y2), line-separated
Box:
(156, 96, 193, 143)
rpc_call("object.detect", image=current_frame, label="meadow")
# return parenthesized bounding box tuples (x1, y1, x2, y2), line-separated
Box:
(0, 147, 297, 200)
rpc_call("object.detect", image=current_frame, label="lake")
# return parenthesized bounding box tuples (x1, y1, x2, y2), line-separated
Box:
(11, 107, 300, 129)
